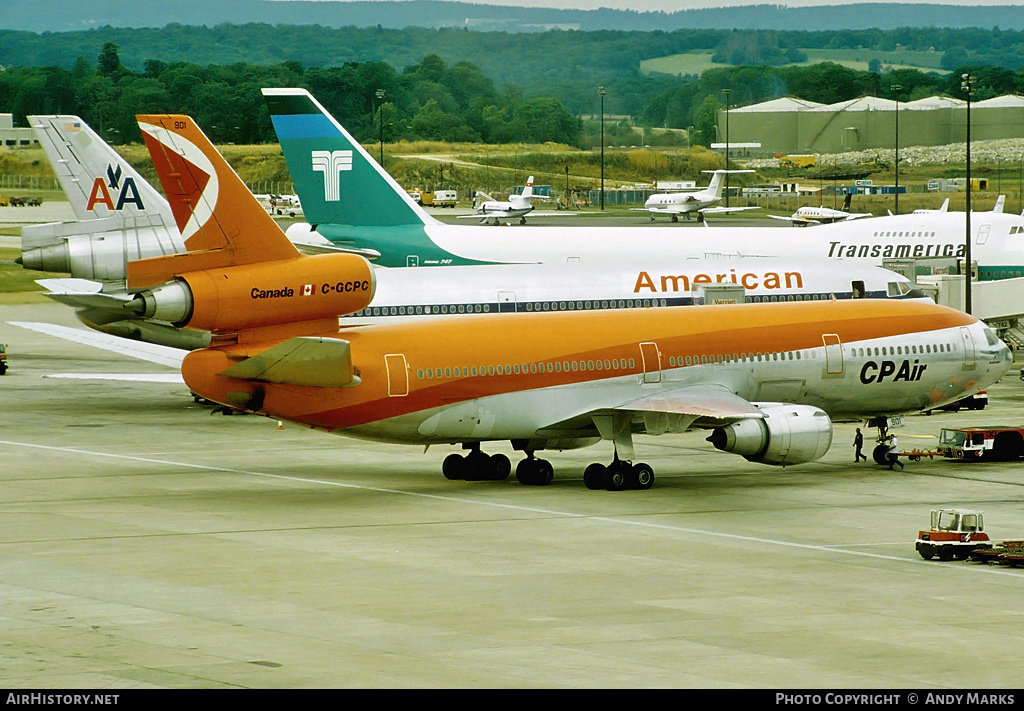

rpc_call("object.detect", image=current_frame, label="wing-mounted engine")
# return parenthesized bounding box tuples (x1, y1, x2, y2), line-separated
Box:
(707, 404, 833, 466)
(125, 252, 375, 333)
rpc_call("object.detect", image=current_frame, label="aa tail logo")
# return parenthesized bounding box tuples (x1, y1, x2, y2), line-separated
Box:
(311, 150, 353, 202)
(86, 163, 145, 212)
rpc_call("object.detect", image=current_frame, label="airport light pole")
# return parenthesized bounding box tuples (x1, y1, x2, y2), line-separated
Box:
(962, 73, 974, 315)
(722, 88, 732, 208)
(891, 84, 902, 215)
(376, 88, 386, 168)
(599, 86, 606, 211)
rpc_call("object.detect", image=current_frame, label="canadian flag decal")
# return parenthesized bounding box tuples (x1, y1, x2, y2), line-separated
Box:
(302, 284, 315, 296)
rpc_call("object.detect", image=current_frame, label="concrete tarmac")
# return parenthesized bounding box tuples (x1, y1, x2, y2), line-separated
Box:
(2, 301, 1023, 689)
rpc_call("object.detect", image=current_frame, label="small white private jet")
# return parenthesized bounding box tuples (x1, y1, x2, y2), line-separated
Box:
(770, 194, 873, 226)
(459, 176, 566, 225)
(633, 169, 756, 222)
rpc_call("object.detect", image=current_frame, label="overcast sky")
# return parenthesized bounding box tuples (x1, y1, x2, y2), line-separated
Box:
(371, 0, 1019, 9)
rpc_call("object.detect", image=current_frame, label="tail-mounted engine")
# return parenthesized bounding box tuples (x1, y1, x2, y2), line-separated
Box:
(707, 404, 833, 466)
(125, 253, 375, 333)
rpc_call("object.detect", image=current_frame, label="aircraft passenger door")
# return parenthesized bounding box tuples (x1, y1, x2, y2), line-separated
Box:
(822, 334, 844, 375)
(959, 327, 976, 370)
(976, 224, 991, 245)
(639, 342, 662, 384)
(498, 290, 517, 314)
(385, 354, 409, 397)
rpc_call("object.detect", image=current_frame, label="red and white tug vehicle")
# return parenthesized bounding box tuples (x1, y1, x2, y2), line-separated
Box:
(916, 508, 992, 561)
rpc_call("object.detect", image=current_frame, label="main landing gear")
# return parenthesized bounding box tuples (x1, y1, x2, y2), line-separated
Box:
(443, 444, 511, 481)
(583, 456, 654, 491)
(515, 452, 554, 485)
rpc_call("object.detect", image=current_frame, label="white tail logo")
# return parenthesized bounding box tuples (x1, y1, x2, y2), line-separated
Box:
(311, 150, 353, 202)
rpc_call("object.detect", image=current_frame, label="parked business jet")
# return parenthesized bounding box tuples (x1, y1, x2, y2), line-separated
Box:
(18, 115, 184, 281)
(264, 89, 1024, 279)
(118, 113, 1009, 490)
(770, 194, 872, 226)
(633, 170, 757, 222)
(459, 176, 554, 225)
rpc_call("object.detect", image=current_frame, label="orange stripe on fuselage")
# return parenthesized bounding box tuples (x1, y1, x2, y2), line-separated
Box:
(181, 300, 974, 431)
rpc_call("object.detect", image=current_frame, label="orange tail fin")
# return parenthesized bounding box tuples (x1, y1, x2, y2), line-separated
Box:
(129, 114, 298, 288)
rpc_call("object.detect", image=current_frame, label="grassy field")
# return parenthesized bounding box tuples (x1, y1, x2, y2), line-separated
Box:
(640, 48, 948, 78)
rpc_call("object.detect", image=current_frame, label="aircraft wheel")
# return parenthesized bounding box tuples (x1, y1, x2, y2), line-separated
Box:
(516, 458, 537, 485)
(630, 463, 655, 490)
(516, 458, 553, 485)
(671, 215, 679, 223)
(604, 464, 628, 492)
(442, 453, 464, 480)
(584, 463, 606, 490)
(872, 444, 890, 465)
(490, 453, 511, 481)
(534, 459, 553, 485)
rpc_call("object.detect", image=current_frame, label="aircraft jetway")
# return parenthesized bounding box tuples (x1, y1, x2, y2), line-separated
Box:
(916, 274, 1024, 347)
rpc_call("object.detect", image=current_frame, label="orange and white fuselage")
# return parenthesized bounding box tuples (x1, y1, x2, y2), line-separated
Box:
(181, 299, 1009, 448)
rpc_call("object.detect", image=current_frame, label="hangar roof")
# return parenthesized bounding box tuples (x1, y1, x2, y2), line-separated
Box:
(975, 94, 1024, 108)
(732, 97, 823, 113)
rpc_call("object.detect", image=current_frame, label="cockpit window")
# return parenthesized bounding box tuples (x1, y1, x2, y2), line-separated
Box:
(983, 327, 1000, 347)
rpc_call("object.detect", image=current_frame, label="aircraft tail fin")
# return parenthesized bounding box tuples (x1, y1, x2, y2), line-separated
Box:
(262, 88, 437, 228)
(130, 114, 299, 288)
(939, 198, 949, 213)
(842, 193, 852, 211)
(29, 115, 173, 225)
(522, 176, 535, 199)
(993, 194, 1005, 213)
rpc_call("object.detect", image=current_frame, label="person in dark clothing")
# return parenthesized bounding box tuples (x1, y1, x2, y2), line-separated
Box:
(854, 428, 867, 462)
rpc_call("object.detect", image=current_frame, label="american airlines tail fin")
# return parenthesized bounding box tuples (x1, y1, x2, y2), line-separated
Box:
(131, 114, 299, 288)
(29, 115, 173, 225)
(262, 88, 437, 229)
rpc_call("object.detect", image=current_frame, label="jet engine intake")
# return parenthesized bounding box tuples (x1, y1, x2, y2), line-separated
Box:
(126, 253, 376, 332)
(707, 404, 832, 466)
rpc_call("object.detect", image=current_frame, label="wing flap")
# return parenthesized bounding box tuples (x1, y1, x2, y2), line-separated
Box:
(537, 384, 762, 436)
(219, 337, 358, 388)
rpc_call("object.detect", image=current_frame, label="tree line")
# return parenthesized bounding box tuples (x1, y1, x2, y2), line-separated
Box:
(0, 34, 1021, 150)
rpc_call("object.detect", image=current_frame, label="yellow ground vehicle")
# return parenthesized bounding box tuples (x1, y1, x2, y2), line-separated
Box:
(780, 154, 816, 168)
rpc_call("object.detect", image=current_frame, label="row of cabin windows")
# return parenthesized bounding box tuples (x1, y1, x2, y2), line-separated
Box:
(665, 341, 956, 368)
(352, 292, 859, 318)
(981, 269, 1023, 279)
(418, 358, 638, 380)
(872, 231, 938, 238)
(416, 341, 957, 381)
(852, 343, 952, 357)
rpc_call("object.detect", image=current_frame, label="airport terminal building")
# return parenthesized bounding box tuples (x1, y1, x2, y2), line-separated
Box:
(718, 94, 1024, 156)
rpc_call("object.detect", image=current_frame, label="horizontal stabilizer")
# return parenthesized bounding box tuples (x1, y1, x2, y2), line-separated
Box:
(9, 321, 187, 369)
(219, 337, 358, 388)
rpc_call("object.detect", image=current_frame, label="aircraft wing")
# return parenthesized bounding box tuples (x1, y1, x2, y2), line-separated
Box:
(768, 214, 818, 225)
(699, 206, 759, 215)
(535, 383, 763, 436)
(457, 211, 516, 219)
(639, 207, 694, 216)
